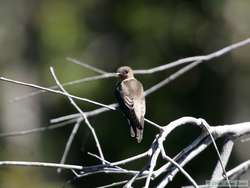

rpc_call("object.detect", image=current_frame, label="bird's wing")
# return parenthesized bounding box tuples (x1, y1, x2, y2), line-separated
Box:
(133, 97, 145, 121)
(115, 80, 135, 110)
(123, 95, 134, 110)
(121, 79, 142, 111)
(115, 81, 133, 110)
(121, 79, 145, 128)
(115, 79, 145, 143)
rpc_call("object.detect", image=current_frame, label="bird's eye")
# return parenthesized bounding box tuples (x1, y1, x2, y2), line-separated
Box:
(124, 70, 128, 74)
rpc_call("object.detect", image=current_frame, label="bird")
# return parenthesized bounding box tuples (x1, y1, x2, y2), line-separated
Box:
(115, 66, 146, 143)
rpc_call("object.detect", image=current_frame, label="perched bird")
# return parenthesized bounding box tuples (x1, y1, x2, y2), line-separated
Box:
(115, 66, 146, 143)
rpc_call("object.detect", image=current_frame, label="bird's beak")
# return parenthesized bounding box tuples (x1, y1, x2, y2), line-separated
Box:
(116, 73, 121, 76)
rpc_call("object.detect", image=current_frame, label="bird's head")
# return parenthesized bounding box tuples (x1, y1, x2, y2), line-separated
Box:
(116, 66, 134, 80)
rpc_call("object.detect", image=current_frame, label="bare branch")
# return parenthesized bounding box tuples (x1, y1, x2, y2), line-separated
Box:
(66, 57, 108, 74)
(0, 119, 76, 138)
(6, 38, 250, 109)
(144, 60, 202, 96)
(211, 139, 234, 184)
(50, 103, 118, 123)
(134, 37, 250, 74)
(155, 121, 250, 187)
(123, 165, 148, 188)
(159, 144, 198, 188)
(49, 38, 250, 125)
(0, 161, 83, 170)
(1, 117, 250, 188)
(57, 118, 83, 173)
(49, 67, 105, 165)
(1, 38, 250, 188)
(10, 73, 116, 103)
(111, 151, 148, 166)
(144, 144, 161, 188)
(226, 160, 250, 180)
(144, 118, 163, 130)
(0, 76, 116, 111)
(87, 152, 119, 168)
(182, 160, 250, 188)
(199, 119, 231, 188)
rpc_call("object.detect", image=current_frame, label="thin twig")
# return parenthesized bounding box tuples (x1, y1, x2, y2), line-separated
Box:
(159, 144, 198, 188)
(123, 165, 148, 188)
(144, 118, 163, 130)
(182, 160, 250, 188)
(213, 140, 234, 178)
(87, 152, 137, 176)
(0, 119, 76, 138)
(10, 73, 116, 103)
(199, 119, 231, 188)
(210, 139, 234, 188)
(135, 38, 250, 74)
(57, 118, 83, 173)
(50, 67, 105, 165)
(145, 60, 202, 96)
(88, 152, 114, 166)
(50, 103, 118, 123)
(0, 76, 115, 111)
(87, 152, 127, 172)
(111, 151, 148, 166)
(144, 139, 161, 188)
(225, 160, 250, 180)
(0, 161, 83, 170)
(66, 57, 108, 74)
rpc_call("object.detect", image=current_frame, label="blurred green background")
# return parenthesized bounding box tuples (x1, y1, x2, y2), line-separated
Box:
(1, 0, 250, 187)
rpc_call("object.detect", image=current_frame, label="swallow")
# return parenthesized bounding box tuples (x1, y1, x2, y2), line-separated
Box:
(115, 66, 146, 143)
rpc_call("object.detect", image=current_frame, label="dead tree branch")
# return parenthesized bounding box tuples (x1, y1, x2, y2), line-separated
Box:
(0, 38, 250, 187)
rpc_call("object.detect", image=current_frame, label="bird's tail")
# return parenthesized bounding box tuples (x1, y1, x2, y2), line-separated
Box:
(128, 114, 144, 143)
(136, 128, 143, 143)
(136, 118, 144, 143)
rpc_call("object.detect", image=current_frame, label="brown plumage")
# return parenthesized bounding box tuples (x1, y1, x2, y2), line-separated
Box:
(115, 66, 146, 143)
